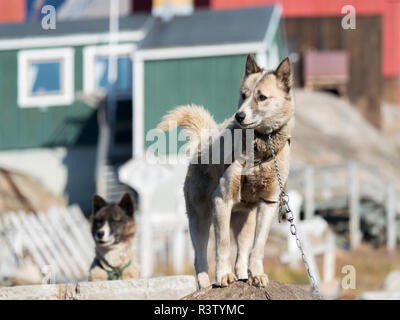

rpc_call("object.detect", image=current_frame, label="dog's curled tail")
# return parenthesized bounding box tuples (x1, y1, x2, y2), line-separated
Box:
(157, 104, 218, 138)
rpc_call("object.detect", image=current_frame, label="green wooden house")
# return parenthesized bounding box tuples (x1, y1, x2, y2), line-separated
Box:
(0, 14, 149, 211)
(0, 5, 283, 211)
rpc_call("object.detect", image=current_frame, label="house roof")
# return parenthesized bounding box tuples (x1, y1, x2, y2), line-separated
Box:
(0, 14, 151, 40)
(0, 6, 280, 52)
(139, 6, 279, 50)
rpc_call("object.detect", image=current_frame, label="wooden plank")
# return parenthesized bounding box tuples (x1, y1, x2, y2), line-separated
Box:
(171, 225, 185, 274)
(349, 162, 361, 250)
(24, 212, 70, 277)
(58, 207, 94, 265)
(36, 211, 82, 279)
(16, 211, 69, 279)
(386, 184, 397, 253)
(69, 205, 94, 246)
(304, 166, 315, 220)
(301, 236, 321, 287)
(137, 210, 153, 278)
(0, 228, 19, 277)
(0, 217, 31, 269)
(0, 276, 197, 300)
(4, 213, 47, 269)
(285, 16, 382, 128)
(46, 208, 90, 278)
(323, 232, 336, 283)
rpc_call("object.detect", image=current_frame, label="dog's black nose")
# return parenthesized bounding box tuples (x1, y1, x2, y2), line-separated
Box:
(96, 231, 104, 239)
(235, 112, 246, 123)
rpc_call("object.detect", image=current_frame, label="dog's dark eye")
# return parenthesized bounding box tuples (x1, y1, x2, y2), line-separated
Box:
(95, 218, 104, 226)
(258, 94, 268, 101)
(241, 92, 247, 100)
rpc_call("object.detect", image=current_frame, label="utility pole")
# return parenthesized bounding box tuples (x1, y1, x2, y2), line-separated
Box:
(108, 0, 119, 152)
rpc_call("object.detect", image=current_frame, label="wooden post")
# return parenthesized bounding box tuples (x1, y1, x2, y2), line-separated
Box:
(302, 238, 321, 287)
(304, 166, 315, 220)
(287, 191, 302, 268)
(139, 195, 153, 278)
(386, 184, 396, 254)
(172, 224, 185, 274)
(323, 232, 336, 283)
(349, 162, 361, 250)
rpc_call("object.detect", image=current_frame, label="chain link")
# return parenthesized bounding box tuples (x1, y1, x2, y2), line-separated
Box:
(268, 134, 321, 297)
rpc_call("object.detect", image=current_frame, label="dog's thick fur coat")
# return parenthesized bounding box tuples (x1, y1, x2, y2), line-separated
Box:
(158, 55, 294, 288)
(89, 193, 139, 281)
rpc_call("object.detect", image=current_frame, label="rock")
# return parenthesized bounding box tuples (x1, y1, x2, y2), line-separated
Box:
(383, 270, 400, 292)
(182, 280, 322, 300)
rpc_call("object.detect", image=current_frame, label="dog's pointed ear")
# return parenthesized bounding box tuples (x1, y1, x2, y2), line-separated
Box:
(93, 195, 107, 214)
(275, 57, 293, 92)
(245, 54, 261, 76)
(118, 193, 134, 217)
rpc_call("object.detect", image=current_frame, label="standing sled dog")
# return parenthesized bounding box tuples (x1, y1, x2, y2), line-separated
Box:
(158, 55, 294, 289)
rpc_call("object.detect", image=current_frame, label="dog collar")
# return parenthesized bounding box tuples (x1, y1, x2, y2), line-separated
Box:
(96, 258, 132, 280)
(106, 259, 132, 280)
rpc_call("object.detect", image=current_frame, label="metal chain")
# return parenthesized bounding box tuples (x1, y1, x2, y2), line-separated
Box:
(267, 134, 321, 297)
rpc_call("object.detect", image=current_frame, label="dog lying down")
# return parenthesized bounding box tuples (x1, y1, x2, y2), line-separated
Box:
(157, 55, 294, 289)
(89, 193, 139, 281)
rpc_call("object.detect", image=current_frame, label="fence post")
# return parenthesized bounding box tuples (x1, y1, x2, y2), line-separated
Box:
(386, 184, 396, 254)
(139, 195, 153, 278)
(349, 162, 361, 250)
(323, 232, 336, 283)
(172, 224, 185, 274)
(286, 191, 303, 268)
(304, 166, 315, 220)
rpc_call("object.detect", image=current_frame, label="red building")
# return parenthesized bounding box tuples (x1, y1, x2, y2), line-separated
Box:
(2, 0, 399, 107)
(0, 0, 25, 24)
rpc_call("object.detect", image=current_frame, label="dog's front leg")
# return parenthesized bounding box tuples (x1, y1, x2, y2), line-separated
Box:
(213, 187, 236, 287)
(248, 201, 278, 287)
(213, 161, 242, 287)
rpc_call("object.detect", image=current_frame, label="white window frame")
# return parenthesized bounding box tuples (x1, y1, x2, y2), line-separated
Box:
(83, 44, 135, 97)
(267, 43, 280, 70)
(18, 48, 74, 108)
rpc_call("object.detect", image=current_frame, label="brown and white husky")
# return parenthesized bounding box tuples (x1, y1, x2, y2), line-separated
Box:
(89, 193, 139, 281)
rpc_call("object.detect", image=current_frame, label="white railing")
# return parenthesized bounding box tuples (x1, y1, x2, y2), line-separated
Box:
(272, 190, 338, 298)
(0, 206, 94, 284)
(0, 204, 193, 285)
(135, 212, 193, 278)
(289, 161, 399, 252)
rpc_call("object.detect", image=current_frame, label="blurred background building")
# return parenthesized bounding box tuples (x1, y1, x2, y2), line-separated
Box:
(0, 1, 398, 211)
(0, 0, 399, 298)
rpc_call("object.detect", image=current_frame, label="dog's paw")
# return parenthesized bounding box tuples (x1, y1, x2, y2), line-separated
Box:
(249, 274, 269, 287)
(216, 272, 237, 287)
(197, 272, 211, 289)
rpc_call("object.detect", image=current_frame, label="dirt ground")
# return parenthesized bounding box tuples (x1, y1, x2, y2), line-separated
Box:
(265, 244, 400, 299)
(265, 243, 400, 299)
(334, 244, 400, 299)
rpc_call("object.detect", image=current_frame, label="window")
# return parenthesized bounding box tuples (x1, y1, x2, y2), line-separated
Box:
(95, 56, 132, 92)
(83, 44, 135, 96)
(18, 48, 74, 107)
